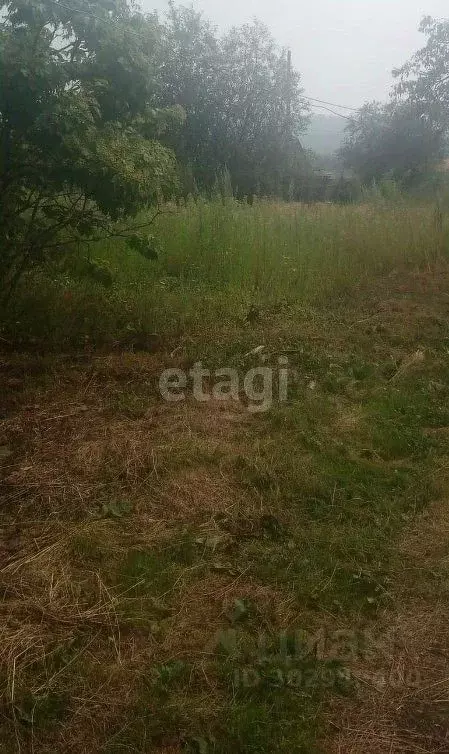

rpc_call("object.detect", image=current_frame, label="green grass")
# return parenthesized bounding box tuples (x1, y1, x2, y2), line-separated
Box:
(223, 359, 446, 613)
(2, 198, 447, 350)
(2, 198, 449, 753)
(119, 533, 198, 597)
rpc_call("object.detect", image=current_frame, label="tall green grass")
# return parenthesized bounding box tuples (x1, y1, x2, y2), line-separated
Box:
(154, 198, 442, 292)
(2, 198, 447, 348)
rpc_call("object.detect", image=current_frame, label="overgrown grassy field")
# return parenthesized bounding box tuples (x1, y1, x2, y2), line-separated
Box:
(1, 200, 449, 753)
(2, 198, 446, 350)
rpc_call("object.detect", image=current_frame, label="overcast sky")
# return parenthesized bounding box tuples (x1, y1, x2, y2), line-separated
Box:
(143, 0, 448, 111)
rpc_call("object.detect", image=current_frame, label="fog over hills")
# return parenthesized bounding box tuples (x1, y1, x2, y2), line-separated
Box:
(302, 114, 347, 156)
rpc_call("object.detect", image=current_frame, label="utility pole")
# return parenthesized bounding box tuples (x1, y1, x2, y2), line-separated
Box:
(286, 49, 292, 126)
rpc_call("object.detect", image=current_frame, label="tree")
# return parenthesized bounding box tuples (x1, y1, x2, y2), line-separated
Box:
(217, 21, 309, 198)
(156, 4, 310, 198)
(394, 16, 449, 128)
(0, 0, 181, 300)
(340, 101, 445, 187)
(154, 2, 220, 190)
(341, 17, 449, 189)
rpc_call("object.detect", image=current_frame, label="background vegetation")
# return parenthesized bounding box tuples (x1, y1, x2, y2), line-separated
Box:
(1, 198, 447, 351)
(2, 4, 449, 754)
(2, 1, 449, 330)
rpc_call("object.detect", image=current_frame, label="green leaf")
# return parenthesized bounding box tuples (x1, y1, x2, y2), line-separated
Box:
(226, 598, 251, 624)
(126, 234, 160, 261)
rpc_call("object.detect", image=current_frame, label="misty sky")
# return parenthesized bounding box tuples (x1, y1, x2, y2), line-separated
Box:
(144, 0, 448, 112)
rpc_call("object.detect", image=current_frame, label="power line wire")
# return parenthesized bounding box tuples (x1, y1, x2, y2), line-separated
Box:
(304, 96, 358, 112)
(47, 0, 361, 117)
(309, 104, 353, 120)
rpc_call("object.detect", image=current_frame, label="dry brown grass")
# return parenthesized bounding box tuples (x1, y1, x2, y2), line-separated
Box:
(161, 574, 299, 659)
(3, 262, 449, 752)
(0, 354, 275, 751)
(1, 352, 255, 523)
(324, 496, 449, 754)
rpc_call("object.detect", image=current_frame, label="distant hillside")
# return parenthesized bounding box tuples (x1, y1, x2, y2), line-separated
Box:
(302, 114, 347, 156)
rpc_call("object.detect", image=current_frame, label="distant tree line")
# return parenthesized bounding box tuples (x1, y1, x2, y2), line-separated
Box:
(155, 3, 311, 200)
(340, 17, 449, 190)
(1, 1, 449, 297)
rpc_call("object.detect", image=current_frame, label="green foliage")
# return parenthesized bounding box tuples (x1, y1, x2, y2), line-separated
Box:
(0, 0, 178, 298)
(126, 232, 161, 260)
(343, 16, 449, 189)
(340, 101, 445, 187)
(2, 2, 449, 305)
(156, 4, 311, 199)
(152, 660, 187, 693)
(394, 16, 449, 128)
